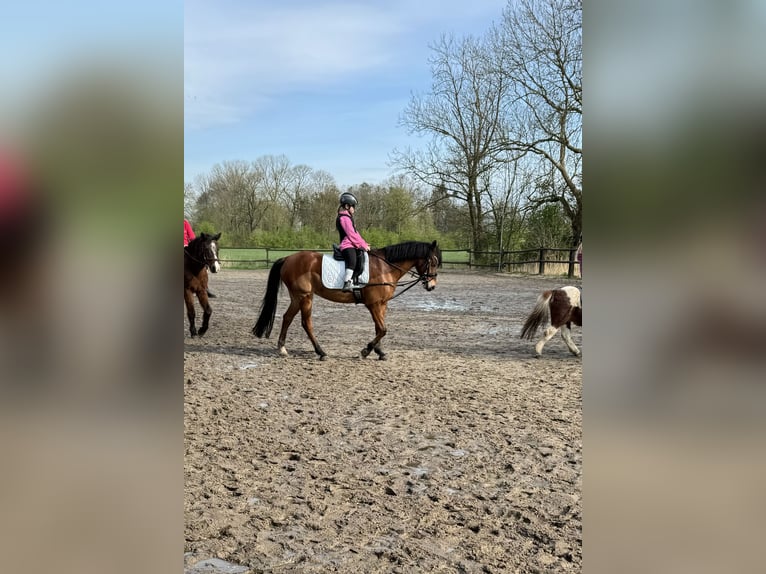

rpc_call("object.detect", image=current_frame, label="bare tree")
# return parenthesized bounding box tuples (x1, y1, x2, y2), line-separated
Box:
(282, 164, 313, 229)
(298, 170, 339, 235)
(492, 0, 582, 244)
(392, 33, 510, 252)
(482, 155, 531, 264)
(194, 160, 268, 239)
(184, 181, 197, 220)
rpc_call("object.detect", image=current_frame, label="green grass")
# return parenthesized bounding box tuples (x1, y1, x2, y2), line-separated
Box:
(440, 249, 470, 264)
(220, 246, 474, 270)
(218, 247, 578, 276)
(219, 248, 327, 269)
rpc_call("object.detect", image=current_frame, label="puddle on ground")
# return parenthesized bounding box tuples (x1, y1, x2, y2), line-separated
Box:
(398, 298, 468, 311)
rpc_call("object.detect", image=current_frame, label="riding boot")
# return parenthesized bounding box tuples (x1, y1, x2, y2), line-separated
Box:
(342, 268, 353, 292)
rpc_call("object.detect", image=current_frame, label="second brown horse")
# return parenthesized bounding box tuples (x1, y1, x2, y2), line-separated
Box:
(252, 241, 441, 360)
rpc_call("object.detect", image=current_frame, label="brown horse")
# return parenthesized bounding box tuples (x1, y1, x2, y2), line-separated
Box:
(184, 232, 221, 337)
(253, 241, 441, 360)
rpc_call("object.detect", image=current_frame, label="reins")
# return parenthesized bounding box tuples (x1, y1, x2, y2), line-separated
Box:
(365, 250, 435, 299)
(184, 245, 218, 268)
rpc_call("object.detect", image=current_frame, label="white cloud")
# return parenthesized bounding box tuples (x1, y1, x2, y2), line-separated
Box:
(184, 1, 402, 129)
(184, 0, 507, 129)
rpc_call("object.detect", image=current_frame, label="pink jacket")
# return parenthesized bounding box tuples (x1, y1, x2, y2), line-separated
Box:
(184, 219, 196, 246)
(337, 210, 369, 251)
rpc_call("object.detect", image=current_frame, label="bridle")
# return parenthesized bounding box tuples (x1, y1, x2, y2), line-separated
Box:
(184, 242, 219, 270)
(367, 247, 439, 298)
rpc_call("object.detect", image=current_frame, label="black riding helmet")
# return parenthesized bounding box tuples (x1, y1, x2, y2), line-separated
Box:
(339, 192, 358, 208)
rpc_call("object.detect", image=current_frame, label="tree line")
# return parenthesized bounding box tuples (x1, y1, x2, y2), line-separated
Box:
(185, 0, 581, 255)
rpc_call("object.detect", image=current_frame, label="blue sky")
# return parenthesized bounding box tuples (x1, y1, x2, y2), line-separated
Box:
(184, 0, 508, 188)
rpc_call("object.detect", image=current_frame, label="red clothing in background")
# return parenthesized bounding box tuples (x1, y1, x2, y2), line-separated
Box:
(184, 219, 196, 246)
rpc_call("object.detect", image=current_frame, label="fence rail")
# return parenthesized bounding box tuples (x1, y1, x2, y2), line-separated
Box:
(219, 246, 582, 278)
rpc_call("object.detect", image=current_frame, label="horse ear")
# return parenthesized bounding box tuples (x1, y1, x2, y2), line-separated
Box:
(212, 232, 221, 241)
(431, 240, 437, 248)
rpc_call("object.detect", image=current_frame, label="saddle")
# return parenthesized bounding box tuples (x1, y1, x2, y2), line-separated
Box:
(322, 247, 370, 294)
(332, 243, 366, 280)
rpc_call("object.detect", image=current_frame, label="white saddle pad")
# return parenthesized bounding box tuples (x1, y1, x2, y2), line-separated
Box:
(321, 252, 370, 290)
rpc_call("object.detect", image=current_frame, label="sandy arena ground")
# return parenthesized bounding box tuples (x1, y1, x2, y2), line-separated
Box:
(184, 268, 582, 573)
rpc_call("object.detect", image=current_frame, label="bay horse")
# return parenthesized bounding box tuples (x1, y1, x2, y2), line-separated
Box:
(520, 285, 582, 357)
(253, 241, 441, 360)
(184, 232, 221, 337)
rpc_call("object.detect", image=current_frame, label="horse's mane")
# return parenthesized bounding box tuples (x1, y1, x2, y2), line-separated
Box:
(379, 241, 442, 266)
(185, 235, 206, 257)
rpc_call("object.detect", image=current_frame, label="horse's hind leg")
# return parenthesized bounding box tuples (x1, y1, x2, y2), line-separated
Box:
(277, 298, 301, 357)
(560, 324, 581, 357)
(197, 292, 212, 336)
(299, 295, 327, 360)
(185, 289, 197, 337)
(535, 326, 559, 357)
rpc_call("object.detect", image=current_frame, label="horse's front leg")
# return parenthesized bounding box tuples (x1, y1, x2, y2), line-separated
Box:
(185, 289, 197, 337)
(362, 303, 388, 360)
(197, 291, 212, 336)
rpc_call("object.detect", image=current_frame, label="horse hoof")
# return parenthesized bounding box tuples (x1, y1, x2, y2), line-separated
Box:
(279, 347, 288, 357)
(360, 348, 371, 358)
(534, 353, 542, 359)
(378, 354, 387, 361)
(319, 355, 328, 361)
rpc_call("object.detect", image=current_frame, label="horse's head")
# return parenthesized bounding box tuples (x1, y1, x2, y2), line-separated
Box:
(198, 232, 221, 273)
(416, 240, 442, 291)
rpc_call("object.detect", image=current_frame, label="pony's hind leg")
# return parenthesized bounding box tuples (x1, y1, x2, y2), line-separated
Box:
(185, 289, 197, 337)
(535, 326, 560, 357)
(298, 294, 327, 360)
(560, 324, 581, 357)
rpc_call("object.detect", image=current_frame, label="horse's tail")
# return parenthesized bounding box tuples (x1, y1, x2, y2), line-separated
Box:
(520, 290, 553, 339)
(253, 258, 286, 338)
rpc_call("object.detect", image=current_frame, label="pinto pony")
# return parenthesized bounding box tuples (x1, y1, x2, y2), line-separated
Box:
(253, 241, 441, 360)
(184, 232, 221, 337)
(520, 285, 582, 357)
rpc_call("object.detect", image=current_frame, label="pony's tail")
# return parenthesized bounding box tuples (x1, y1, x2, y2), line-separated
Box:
(253, 258, 286, 338)
(520, 290, 553, 339)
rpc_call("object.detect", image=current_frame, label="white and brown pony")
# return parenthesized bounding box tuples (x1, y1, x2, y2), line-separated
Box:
(520, 286, 582, 357)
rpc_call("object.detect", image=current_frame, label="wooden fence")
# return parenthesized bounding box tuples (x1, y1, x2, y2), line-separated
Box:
(219, 246, 582, 278)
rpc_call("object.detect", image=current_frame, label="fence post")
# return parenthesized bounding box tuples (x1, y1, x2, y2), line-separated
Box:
(567, 247, 577, 278)
(538, 248, 547, 275)
(265, 247, 270, 268)
(468, 249, 473, 269)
